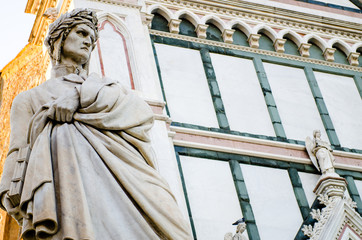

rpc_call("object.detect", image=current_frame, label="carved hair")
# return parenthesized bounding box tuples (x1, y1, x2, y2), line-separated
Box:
(45, 8, 99, 66)
(313, 129, 321, 138)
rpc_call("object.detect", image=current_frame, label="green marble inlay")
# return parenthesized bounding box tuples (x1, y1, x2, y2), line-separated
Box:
(200, 48, 230, 130)
(304, 67, 341, 147)
(230, 160, 261, 240)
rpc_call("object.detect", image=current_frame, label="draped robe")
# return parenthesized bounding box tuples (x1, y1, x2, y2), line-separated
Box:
(0, 73, 192, 240)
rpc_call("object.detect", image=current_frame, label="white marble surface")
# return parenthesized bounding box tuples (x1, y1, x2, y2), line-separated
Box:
(98, 21, 132, 89)
(240, 164, 303, 240)
(299, 172, 320, 206)
(180, 156, 245, 240)
(155, 44, 219, 128)
(355, 180, 362, 200)
(314, 71, 362, 150)
(149, 120, 189, 219)
(210, 53, 275, 137)
(263, 63, 327, 142)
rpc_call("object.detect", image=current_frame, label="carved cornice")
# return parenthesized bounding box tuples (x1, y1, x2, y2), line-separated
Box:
(89, 0, 142, 9)
(146, 0, 362, 41)
(150, 29, 362, 72)
(169, 126, 362, 172)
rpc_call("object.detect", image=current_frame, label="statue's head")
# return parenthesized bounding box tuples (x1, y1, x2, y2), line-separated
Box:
(313, 129, 321, 139)
(45, 8, 99, 69)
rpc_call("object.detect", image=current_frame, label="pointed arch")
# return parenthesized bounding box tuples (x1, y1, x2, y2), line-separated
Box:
(278, 29, 303, 46)
(201, 15, 227, 32)
(352, 42, 362, 52)
(94, 12, 137, 89)
(303, 34, 328, 51)
(175, 10, 200, 26)
(253, 24, 278, 42)
(229, 20, 252, 37)
(147, 5, 174, 22)
(329, 38, 352, 56)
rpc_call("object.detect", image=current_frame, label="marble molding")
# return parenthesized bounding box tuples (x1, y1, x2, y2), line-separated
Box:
(222, 29, 235, 44)
(248, 34, 261, 49)
(169, 19, 182, 34)
(323, 48, 336, 62)
(298, 43, 312, 57)
(273, 39, 286, 53)
(196, 24, 208, 39)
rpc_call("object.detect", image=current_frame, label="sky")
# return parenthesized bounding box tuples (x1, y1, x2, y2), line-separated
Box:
(0, 1, 36, 70)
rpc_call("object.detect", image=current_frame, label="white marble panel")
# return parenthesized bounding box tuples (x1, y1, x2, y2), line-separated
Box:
(263, 63, 327, 142)
(314, 72, 362, 150)
(98, 21, 132, 89)
(210, 53, 275, 137)
(355, 180, 362, 199)
(149, 120, 189, 219)
(299, 172, 320, 206)
(240, 164, 302, 240)
(155, 44, 219, 128)
(180, 156, 245, 240)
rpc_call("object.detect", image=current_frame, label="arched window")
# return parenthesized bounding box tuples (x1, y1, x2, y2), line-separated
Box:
(258, 33, 274, 51)
(332, 45, 349, 65)
(206, 23, 222, 42)
(232, 28, 249, 47)
(89, 20, 134, 89)
(151, 13, 169, 32)
(179, 18, 197, 37)
(284, 37, 299, 56)
(308, 41, 324, 60)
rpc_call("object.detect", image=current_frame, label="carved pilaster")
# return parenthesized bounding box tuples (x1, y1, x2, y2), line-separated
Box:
(248, 34, 261, 49)
(168, 19, 182, 34)
(298, 43, 311, 57)
(196, 24, 208, 39)
(348, 52, 360, 66)
(141, 12, 153, 28)
(323, 48, 336, 62)
(222, 29, 235, 44)
(273, 39, 286, 53)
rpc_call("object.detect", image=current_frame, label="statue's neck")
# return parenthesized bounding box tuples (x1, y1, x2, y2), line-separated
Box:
(51, 64, 88, 79)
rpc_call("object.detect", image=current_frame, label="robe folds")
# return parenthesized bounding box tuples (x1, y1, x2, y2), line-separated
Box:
(0, 73, 192, 240)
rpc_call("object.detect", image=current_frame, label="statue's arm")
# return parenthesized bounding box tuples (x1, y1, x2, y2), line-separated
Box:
(0, 93, 33, 213)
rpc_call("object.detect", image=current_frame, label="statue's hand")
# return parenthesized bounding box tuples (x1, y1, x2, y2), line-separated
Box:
(49, 87, 80, 122)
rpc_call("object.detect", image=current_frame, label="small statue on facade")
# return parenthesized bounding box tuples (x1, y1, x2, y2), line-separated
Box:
(305, 130, 339, 177)
(224, 218, 247, 240)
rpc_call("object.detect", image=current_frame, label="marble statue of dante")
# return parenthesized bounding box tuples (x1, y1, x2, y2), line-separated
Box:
(305, 130, 337, 177)
(0, 8, 192, 240)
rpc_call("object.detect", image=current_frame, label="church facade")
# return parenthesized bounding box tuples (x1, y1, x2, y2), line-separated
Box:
(0, 0, 361, 239)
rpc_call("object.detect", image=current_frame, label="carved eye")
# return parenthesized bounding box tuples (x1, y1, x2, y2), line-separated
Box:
(77, 30, 87, 37)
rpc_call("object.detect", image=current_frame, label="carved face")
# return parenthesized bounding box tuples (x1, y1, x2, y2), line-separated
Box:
(60, 24, 96, 66)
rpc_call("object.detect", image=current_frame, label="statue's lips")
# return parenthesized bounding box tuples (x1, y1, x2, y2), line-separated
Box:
(81, 46, 89, 51)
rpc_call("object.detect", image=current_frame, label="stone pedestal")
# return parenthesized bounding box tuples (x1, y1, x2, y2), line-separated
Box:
(313, 176, 347, 198)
